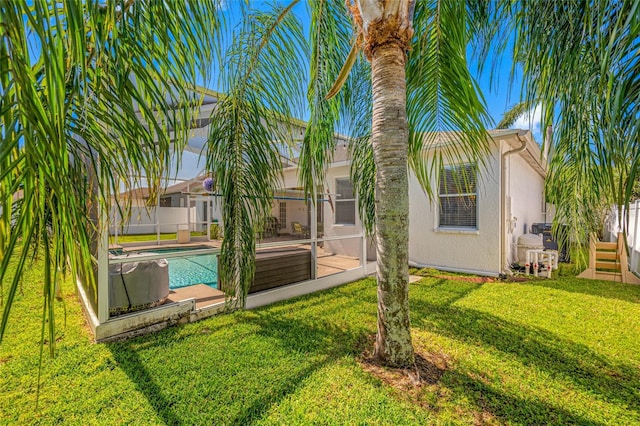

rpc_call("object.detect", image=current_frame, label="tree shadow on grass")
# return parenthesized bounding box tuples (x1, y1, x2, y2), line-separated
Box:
(409, 281, 640, 423)
(103, 276, 639, 425)
(108, 342, 184, 426)
(443, 369, 602, 425)
(219, 282, 379, 423)
(229, 314, 372, 424)
(106, 291, 374, 426)
(108, 325, 341, 425)
(280, 278, 605, 424)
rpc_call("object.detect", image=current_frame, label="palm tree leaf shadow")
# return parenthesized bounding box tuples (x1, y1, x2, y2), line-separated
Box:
(105, 298, 373, 425)
(409, 284, 640, 422)
(445, 368, 602, 425)
(108, 342, 184, 426)
(103, 278, 640, 425)
(228, 313, 372, 424)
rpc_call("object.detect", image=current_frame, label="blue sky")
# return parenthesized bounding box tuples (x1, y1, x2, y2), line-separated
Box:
(213, 1, 541, 137)
(178, 1, 542, 181)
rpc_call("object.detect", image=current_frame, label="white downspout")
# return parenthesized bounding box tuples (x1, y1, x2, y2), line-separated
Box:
(500, 132, 528, 274)
(543, 126, 552, 223)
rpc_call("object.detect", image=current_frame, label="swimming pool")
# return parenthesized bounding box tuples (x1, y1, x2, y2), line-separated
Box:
(167, 254, 218, 289)
(110, 246, 218, 289)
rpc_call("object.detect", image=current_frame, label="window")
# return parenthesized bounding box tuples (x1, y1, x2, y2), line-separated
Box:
(335, 178, 356, 225)
(439, 164, 477, 228)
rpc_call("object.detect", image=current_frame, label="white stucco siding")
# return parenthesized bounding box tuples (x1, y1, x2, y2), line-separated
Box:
(408, 147, 502, 275)
(505, 152, 546, 263)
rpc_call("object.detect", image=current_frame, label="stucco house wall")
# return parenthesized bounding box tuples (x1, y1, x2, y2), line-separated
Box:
(279, 130, 545, 276)
(280, 162, 363, 259)
(408, 143, 503, 275)
(504, 150, 547, 263)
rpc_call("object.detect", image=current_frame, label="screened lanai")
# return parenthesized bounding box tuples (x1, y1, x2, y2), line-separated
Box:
(77, 87, 375, 342)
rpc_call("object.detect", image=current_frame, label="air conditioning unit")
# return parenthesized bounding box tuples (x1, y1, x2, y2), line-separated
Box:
(531, 223, 569, 262)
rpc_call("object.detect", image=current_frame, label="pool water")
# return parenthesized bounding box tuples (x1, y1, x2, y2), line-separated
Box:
(167, 254, 218, 289)
(109, 246, 218, 289)
(109, 246, 211, 256)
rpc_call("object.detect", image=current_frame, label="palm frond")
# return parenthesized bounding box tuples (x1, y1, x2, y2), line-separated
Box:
(207, 3, 307, 308)
(325, 42, 361, 100)
(496, 101, 535, 129)
(299, 0, 352, 201)
(342, 56, 374, 234)
(407, 0, 493, 201)
(0, 0, 222, 344)
(512, 0, 640, 251)
(348, 135, 375, 235)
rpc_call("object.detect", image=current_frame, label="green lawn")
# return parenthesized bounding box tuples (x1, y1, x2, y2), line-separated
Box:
(1, 259, 639, 425)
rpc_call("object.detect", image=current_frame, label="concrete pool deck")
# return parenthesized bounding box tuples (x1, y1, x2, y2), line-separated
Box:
(167, 284, 226, 310)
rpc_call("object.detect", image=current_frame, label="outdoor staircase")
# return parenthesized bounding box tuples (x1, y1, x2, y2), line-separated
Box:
(577, 232, 640, 284)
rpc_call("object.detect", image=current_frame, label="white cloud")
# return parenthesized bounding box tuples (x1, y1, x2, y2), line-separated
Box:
(512, 104, 542, 132)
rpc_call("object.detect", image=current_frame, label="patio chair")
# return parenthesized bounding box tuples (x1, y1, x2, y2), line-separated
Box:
(266, 216, 279, 238)
(291, 221, 310, 239)
(258, 216, 279, 239)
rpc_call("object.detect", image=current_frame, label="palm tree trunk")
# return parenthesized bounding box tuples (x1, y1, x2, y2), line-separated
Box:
(370, 42, 414, 367)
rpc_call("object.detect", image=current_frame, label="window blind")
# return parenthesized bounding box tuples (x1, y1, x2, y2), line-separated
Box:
(439, 164, 477, 228)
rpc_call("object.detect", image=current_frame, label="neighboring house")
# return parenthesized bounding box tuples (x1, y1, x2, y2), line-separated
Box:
(117, 179, 209, 209)
(279, 129, 548, 276)
(116, 187, 151, 207)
